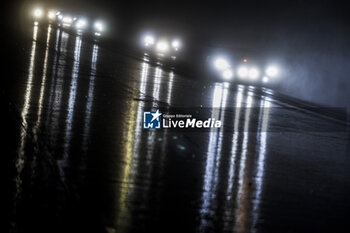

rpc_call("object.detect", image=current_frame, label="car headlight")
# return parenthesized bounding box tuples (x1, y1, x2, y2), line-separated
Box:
(237, 66, 248, 78)
(94, 21, 104, 32)
(222, 69, 233, 80)
(144, 35, 155, 46)
(266, 66, 278, 77)
(76, 19, 88, 30)
(62, 16, 73, 25)
(156, 41, 169, 53)
(48, 11, 56, 20)
(172, 40, 180, 50)
(33, 9, 43, 18)
(214, 58, 230, 71)
(248, 68, 259, 80)
(262, 76, 269, 83)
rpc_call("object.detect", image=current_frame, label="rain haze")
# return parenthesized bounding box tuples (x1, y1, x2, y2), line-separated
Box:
(4, 0, 350, 233)
(11, 0, 350, 108)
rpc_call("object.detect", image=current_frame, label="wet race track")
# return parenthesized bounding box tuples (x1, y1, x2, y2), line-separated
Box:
(4, 23, 350, 233)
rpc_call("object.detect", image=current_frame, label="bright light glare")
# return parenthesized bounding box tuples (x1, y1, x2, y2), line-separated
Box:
(222, 69, 233, 80)
(33, 9, 43, 18)
(156, 41, 169, 52)
(172, 40, 180, 50)
(249, 68, 260, 79)
(57, 15, 63, 20)
(237, 66, 248, 78)
(214, 58, 229, 71)
(62, 16, 73, 24)
(144, 35, 155, 46)
(263, 76, 269, 83)
(266, 66, 278, 77)
(76, 19, 88, 29)
(48, 11, 56, 20)
(94, 22, 104, 32)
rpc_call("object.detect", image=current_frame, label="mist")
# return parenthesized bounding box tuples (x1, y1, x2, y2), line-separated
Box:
(14, 0, 350, 109)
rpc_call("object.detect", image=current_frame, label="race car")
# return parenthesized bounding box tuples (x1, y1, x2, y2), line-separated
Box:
(207, 47, 282, 87)
(142, 34, 182, 62)
(31, 7, 105, 37)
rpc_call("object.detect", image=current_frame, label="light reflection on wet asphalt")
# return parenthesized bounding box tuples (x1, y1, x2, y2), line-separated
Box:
(6, 23, 350, 233)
